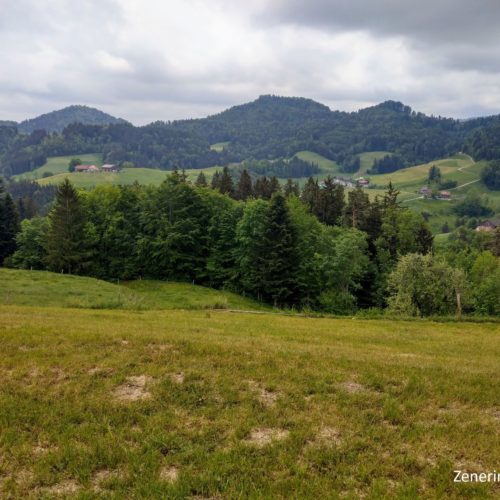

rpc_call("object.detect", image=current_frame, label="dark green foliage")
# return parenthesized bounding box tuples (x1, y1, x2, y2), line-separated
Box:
(7, 95, 500, 178)
(428, 165, 442, 184)
(46, 178, 88, 274)
(454, 193, 493, 217)
(235, 169, 253, 200)
(316, 177, 345, 225)
(195, 171, 208, 187)
(340, 155, 360, 173)
(18, 105, 127, 134)
(480, 161, 500, 190)
(240, 157, 320, 178)
(0, 178, 20, 264)
(369, 154, 405, 174)
(68, 158, 81, 172)
(218, 166, 234, 196)
(283, 178, 300, 198)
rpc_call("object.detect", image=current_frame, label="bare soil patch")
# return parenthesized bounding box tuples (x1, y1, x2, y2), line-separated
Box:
(159, 465, 179, 483)
(172, 372, 185, 384)
(247, 380, 280, 407)
(341, 381, 364, 394)
(114, 375, 152, 402)
(244, 428, 289, 448)
(44, 479, 80, 495)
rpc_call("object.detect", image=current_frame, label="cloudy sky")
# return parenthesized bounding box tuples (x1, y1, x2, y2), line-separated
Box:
(1, 0, 499, 124)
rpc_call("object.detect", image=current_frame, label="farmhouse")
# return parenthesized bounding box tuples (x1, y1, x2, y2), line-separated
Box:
(75, 164, 99, 173)
(101, 164, 120, 173)
(419, 186, 433, 197)
(475, 219, 500, 232)
(356, 176, 370, 187)
(437, 190, 451, 200)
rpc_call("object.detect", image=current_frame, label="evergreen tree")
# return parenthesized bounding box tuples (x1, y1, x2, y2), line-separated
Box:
(269, 176, 281, 197)
(317, 176, 344, 225)
(211, 171, 221, 190)
(254, 176, 271, 199)
(344, 187, 371, 230)
(0, 178, 20, 265)
(284, 178, 300, 197)
(301, 177, 320, 213)
(46, 179, 88, 274)
(195, 172, 208, 187)
(259, 194, 299, 306)
(218, 166, 234, 196)
(235, 169, 253, 200)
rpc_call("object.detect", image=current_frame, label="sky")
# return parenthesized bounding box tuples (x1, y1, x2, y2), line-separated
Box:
(1, 0, 500, 124)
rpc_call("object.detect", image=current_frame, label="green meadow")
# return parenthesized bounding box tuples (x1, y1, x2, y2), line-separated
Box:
(0, 269, 499, 498)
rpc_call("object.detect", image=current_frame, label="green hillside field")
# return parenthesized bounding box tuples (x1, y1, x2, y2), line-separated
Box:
(0, 268, 498, 498)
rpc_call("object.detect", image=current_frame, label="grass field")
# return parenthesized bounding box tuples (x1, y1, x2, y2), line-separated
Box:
(14, 154, 103, 181)
(1, 303, 499, 498)
(0, 269, 268, 312)
(357, 151, 392, 175)
(37, 168, 170, 189)
(1, 269, 499, 497)
(210, 142, 230, 152)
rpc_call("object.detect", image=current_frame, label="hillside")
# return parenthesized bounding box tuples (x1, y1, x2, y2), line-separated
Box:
(17, 105, 127, 134)
(5, 95, 500, 178)
(0, 269, 269, 311)
(1, 302, 498, 497)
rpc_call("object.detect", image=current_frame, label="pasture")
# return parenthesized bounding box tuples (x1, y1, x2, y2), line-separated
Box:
(0, 269, 499, 498)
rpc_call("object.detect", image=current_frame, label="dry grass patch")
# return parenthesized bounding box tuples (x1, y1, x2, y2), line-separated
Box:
(244, 428, 289, 448)
(113, 375, 153, 402)
(44, 479, 80, 495)
(172, 372, 185, 384)
(341, 381, 365, 394)
(247, 380, 280, 407)
(92, 469, 123, 492)
(159, 465, 179, 483)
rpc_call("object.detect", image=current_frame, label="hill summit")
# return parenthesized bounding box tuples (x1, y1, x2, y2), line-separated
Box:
(18, 105, 127, 134)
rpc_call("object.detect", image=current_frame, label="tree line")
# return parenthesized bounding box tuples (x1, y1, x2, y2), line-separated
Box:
(2, 172, 498, 316)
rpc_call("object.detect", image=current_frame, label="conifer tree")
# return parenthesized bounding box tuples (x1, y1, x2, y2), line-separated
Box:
(254, 176, 271, 199)
(235, 169, 253, 200)
(260, 193, 299, 306)
(46, 178, 88, 274)
(218, 166, 234, 196)
(195, 172, 208, 187)
(317, 176, 344, 225)
(284, 178, 300, 197)
(211, 171, 221, 190)
(0, 178, 20, 265)
(301, 177, 320, 212)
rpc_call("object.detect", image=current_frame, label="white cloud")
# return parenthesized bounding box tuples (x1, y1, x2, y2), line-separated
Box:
(0, 0, 499, 124)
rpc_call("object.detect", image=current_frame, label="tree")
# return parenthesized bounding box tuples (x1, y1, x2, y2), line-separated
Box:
(387, 253, 465, 316)
(316, 177, 344, 225)
(235, 169, 253, 200)
(344, 187, 371, 230)
(0, 178, 20, 265)
(68, 158, 81, 172)
(454, 193, 493, 217)
(211, 171, 221, 190)
(195, 172, 208, 187)
(46, 178, 88, 274)
(259, 194, 300, 306)
(218, 166, 234, 196)
(469, 251, 500, 315)
(10, 217, 49, 269)
(428, 165, 441, 184)
(284, 178, 299, 198)
(301, 177, 319, 213)
(480, 161, 500, 190)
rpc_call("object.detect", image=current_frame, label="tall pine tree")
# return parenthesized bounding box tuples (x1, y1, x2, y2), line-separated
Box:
(46, 178, 88, 274)
(235, 169, 253, 200)
(0, 178, 20, 265)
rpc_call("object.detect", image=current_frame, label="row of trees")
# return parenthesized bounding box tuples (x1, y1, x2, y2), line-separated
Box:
(2, 173, 497, 315)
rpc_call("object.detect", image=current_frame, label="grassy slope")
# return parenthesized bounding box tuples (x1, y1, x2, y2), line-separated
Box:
(0, 269, 269, 311)
(357, 151, 392, 175)
(210, 142, 230, 152)
(14, 154, 103, 181)
(0, 305, 498, 498)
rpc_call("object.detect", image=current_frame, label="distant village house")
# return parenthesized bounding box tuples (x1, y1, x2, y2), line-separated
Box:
(75, 164, 99, 173)
(101, 164, 120, 173)
(475, 219, 500, 232)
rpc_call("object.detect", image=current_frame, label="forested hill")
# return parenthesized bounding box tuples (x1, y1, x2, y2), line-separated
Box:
(1, 95, 500, 176)
(17, 105, 128, 134)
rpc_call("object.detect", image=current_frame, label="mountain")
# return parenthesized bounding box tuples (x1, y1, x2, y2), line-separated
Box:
(2, 95, 500, 177)
(17, 105, 128, 134)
